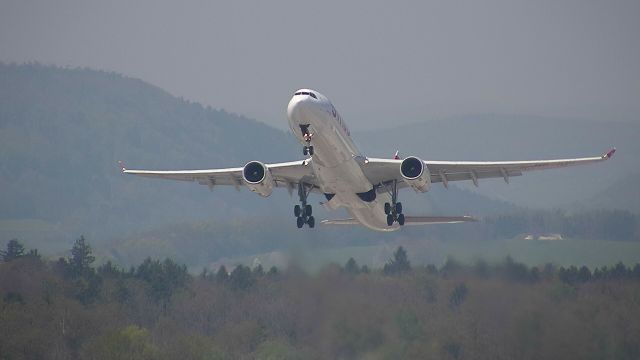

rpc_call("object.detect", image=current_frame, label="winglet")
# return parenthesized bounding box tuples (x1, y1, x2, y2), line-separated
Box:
(603, 147, 616, 159)
(393, 150, 400, 160)
(117, 160, 126, 172)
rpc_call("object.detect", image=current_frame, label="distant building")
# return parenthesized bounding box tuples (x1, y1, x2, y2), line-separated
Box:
(520, 233, 563, 241)
(538, 234, 563, 241)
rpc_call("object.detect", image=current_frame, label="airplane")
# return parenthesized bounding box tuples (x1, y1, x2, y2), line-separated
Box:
(122, 89, 616, 232)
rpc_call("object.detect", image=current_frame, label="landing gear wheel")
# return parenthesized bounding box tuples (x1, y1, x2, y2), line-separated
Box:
(295, 182, 315, 230)
(308, 146, 314, 156)
(395, 202, 403, 214)
(384, 180, 406, 227)
(303, 147, 308, 155)
(387, 214, 394, 226)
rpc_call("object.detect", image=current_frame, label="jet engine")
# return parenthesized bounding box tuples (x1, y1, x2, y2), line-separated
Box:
(242, 161, 275, 197)
(400, 156, 431, 193)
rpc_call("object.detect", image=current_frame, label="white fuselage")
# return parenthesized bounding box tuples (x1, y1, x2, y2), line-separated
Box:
(287, 89, 398, 231)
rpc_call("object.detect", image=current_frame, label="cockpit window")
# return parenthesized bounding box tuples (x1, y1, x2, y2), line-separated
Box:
(294, 91, 317, 99)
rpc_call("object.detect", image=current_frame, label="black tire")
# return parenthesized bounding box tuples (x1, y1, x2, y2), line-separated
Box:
(398, 213, 405, 226)
(387, 214, 394, 226)
(308, 216, 315, 228)
(294, 205, 301, 217)
(384, 202, 391, 215)
(308, 146, 314, 155)
(296, 216, 304, 228)
(305, 204, 312, 216)
(396, 202, 403, 214)
(303, 147, 308, 155)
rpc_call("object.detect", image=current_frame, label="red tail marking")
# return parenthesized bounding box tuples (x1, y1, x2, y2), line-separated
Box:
(605, 148, 616, 159)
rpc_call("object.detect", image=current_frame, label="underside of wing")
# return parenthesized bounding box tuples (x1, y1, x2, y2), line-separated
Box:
(426, 149, 614, 185)
(362, 148, 615, 188)
(121, 159, 320, 191)
(122, 167, 243, 184)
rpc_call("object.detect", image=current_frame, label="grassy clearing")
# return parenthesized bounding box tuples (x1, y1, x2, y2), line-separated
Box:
(215, 238, 640, 273)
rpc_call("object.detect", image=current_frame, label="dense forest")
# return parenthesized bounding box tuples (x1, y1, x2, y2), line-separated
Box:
(2, 238, 639, 359)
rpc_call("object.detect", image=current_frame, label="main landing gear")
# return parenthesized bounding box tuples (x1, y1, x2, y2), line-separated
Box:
(300, 124, 314, 156)
(294, 183, 315, 228)
(384, 180, 405, 226)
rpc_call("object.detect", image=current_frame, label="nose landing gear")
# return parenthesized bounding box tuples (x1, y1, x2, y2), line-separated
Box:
(303, 146, 314, 156)
(300, 124, 314, 156)
(294, 183, 315, 228)
(384, 180, 405, 226)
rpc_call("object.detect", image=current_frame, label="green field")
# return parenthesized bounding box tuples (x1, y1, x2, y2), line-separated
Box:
(219, 238, 640, 273)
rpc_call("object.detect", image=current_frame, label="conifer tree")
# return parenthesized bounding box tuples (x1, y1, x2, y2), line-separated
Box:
(344, 257, 360, 274)
(69, 235, 95, 275)
(383, 246, 411, 275)
(216, 265, 229, 283)
(1, 239, 25, 262)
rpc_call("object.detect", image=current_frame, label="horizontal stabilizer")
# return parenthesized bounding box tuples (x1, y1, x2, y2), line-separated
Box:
(320, 218, 360, 225)
(321, 216, 477, 226)
(403, 216, 478, 225)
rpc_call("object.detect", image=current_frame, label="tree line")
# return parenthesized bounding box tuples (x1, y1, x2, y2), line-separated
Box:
(484, 209, 638, 241)
(1, 237, 640, 359)
(424, 209, 640, 242)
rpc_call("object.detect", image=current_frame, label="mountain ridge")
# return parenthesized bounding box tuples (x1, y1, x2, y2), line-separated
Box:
(0, 63, 298, 248)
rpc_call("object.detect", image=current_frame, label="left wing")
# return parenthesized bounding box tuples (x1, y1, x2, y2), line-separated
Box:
(121, 159, 318, 191)
(362, 148, 616, 188)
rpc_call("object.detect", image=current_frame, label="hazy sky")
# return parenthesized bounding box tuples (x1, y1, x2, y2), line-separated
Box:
(1, 0, 639, 129)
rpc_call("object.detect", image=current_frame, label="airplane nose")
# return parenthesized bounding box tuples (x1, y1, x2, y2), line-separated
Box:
(287, 95, 315, 120)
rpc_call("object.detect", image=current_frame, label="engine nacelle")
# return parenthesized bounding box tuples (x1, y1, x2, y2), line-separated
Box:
(400, 156, 431, 193)
(242, 161, 275, 197)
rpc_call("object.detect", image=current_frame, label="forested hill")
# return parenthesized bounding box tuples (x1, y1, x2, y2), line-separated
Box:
(0, 63, 298, 247)
(576, 174, 640, 214)
(0, 63, 519, 256)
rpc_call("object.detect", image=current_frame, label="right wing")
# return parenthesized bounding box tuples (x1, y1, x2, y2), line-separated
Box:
(362, 148, 616, 188)
(121, 159, 319, 191)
